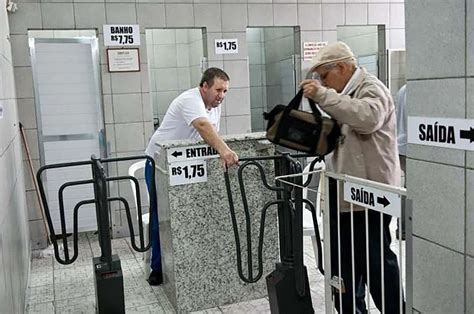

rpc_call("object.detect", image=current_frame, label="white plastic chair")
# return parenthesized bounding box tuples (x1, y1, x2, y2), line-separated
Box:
(302, 159, 325, 265)
(128, 160, 152, 277)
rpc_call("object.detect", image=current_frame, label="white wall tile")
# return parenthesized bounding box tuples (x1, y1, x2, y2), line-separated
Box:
(408, 160, 465, 252)
(101, 65, 111, 95)
(345, 3, 367, 25)
(114, 122, 145, 152)
(273, 4, 297, 27)
(10, 35, 29, 67)
(105, 124, 116, 154)
(14, 66, 34, 98)
(112, 93, 143, 123)
(105, 3, 137, 24)
(194, 4, 221, 32)
(225, 115, 251, 135)
(224, 87, 250, 116)
(103, 94, 113, 124)
(390, 2, 404, 29)
(467, 0, 474, 76)
(111, 72, 142, 94)
(467, 171, 474, 256)
(223, 60, 249, 88)
(322, 4, 344, 31)
(322, 30, 337, 43)
(17, 98, 36, 129)
(298, 4, 322, 30)
(388, 28, 405, 49)
(154, 68, 179, 91)
(413, 237, 464, 313)
(137, 4, 166, 28)
(368, 3, 389, 26)
(248, 4, 273, 27)
(74, 3, 106, 29)
(142, 93, 153, 122)
(154, 44, 178, 68)
(8, 3, 42, 35)
(165, 4, 194, 27)
(406, 0, 465, 79)
(41, 3, 74, 28)
(467, 257, 474, 311)
(221, 4, 247, 32)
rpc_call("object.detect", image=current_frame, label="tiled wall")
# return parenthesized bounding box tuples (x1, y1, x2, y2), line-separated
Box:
(248, 27, 298, 132)
(1, 0, 31, 312)
(405, 0, 473, 312)
(264, 27, 298, 111)
(248, 28, 267, 131)
(146, 28, 204, 127)
(7, 0, 406, 241)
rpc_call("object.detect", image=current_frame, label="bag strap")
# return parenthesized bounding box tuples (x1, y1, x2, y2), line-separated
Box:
(285, 89, 305, 112)
(286, 89, 323, 119)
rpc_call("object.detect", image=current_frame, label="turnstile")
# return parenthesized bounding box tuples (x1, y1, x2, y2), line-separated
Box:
(36, 155, 155, 313)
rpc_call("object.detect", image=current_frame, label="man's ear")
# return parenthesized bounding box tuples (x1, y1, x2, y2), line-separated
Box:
(337, 62, 347, 74)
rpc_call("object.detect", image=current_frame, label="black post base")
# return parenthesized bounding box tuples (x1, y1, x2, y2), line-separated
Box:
(266, 264, 314, 314)
(93, 255, 125, 314)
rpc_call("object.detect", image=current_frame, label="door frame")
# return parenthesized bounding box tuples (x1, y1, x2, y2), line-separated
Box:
(29, 35, 106, 166)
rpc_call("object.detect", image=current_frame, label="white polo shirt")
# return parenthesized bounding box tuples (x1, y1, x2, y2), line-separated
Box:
(145, 87, 221, 158)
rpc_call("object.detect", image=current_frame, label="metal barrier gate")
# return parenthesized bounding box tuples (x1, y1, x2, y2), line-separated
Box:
(278, 168, 411, 314)
(36, 155, 154, 313)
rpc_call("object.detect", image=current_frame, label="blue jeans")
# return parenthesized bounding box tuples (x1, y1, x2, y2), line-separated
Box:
(145, 159, 162, 273)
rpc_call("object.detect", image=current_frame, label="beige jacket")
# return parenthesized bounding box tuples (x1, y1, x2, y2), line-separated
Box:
(313, 68, 401, 211)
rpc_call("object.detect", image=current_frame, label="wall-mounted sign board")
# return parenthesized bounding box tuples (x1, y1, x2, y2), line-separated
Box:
(303, 41, 327, 61)
(107, 48, 140, 72)
(408, 116, 474, 151)
(167, 144, 220, 186)
(103, 24, 140, 46)
(215, 39, 238, 54)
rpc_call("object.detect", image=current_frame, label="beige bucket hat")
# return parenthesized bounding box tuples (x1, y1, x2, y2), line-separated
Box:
(310, 41, 356, 72)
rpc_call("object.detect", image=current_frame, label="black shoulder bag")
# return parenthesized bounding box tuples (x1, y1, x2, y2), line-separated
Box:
(263, 89, 340, 156)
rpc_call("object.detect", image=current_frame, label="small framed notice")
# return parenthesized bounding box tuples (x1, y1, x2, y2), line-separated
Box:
(107, 48, 140, 72)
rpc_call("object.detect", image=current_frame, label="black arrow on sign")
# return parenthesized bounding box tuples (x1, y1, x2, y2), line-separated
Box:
(171, 151, 183, 158)
(377, 196, 390, 208)
(460, 127, 474, 143)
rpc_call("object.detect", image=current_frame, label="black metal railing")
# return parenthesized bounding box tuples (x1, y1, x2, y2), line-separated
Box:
(36, 155, 156, 266)
(224, 152, 324, 308)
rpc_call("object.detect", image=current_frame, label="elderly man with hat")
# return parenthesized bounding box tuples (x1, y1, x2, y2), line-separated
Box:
(300, 42, 403, 313)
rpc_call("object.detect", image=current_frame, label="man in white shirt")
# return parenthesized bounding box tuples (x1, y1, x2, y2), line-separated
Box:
(144, 67, 239, 285)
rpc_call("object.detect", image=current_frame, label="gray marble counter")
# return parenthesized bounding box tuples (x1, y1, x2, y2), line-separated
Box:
(155, 133, 280, 313)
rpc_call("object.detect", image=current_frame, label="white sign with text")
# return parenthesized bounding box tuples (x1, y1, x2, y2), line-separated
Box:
(167, 144, 220, 186)
(103, 24, 140, 46)
(215, 39, 238, 54)
(408, 116, 474, 151)
(343, 182, 401, 217)
(303, 41, 327, 61)
(169, 160, 208, 186)
(167, 144, 220, 163)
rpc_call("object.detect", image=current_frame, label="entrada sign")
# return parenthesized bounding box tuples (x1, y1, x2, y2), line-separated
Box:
(167, 144, 219, 162)
(167, 144, 220, 186)
(408, 117, 474, 151)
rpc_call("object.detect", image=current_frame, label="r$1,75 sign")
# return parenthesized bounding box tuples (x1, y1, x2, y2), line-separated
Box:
(169, 160, 207, 186)
(215, 39, 238, 54)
